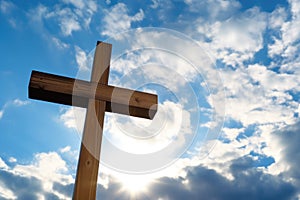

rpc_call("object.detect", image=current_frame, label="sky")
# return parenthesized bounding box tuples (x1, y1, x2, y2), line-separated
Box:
(0, 0, 300, 199)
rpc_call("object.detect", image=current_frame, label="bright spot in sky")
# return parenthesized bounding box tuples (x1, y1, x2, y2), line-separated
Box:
(118, 174, 152, 194)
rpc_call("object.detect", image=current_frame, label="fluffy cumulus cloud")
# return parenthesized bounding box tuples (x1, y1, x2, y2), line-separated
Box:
(217, 66, 298, 127)
(101, 3, 144, 39)
(27, 0, 97, 37)
(59, 106, 86, 134)
(0, 152, 74, 199)
(199, 7, 267, 67)
(74, 45, 89, 71)
(267, 0, 300, 77)
(60, 107, 78, 130)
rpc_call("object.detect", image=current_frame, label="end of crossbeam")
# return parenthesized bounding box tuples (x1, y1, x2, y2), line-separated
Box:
(149, 104, 158, 120)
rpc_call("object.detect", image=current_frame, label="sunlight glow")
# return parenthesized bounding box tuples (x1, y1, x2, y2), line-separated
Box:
(118, 174, 152, 194)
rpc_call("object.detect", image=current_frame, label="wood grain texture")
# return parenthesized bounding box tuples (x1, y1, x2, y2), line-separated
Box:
(29, 71, 157, 119)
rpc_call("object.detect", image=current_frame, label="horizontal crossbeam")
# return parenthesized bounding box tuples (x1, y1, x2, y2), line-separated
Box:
(28, 70, 157, 119)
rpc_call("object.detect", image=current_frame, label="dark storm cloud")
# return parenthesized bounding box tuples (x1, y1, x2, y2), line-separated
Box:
(144, 156, 296, 200)
(90, 156, 297, 200)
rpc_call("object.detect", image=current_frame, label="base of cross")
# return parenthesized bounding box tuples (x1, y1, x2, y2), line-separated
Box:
(28, 41, 158, 199)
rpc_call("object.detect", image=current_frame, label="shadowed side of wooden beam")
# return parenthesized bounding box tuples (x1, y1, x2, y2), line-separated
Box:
(28, 70, 158, 119)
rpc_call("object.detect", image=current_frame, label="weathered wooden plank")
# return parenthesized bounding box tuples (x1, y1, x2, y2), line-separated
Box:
(29, 70, 157, 119)
(73, 41, 111, 199)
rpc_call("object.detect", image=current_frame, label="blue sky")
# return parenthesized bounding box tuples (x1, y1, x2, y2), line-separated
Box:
(0, 0, 300, 199)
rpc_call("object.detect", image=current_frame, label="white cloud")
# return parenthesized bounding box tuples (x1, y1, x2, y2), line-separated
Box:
(105, 101, 190, 154)
(202, 53, 299, 184)
(28, 1, 97, 37)
(0, 0, 14, 14)
(221, 127, 245, 142)
(268, 0, 300, 61)
(0, 1, 18, 29)
(0, 186, 16, 200)
(150, 0, 160, 9)
(62, 0, 85, 9)
(269, 7, 287, 29)
(0, 110, 3, 119)
(197, 140, 248, 180)
(268, 37, 285, 57)
(247, 64, 299, 91)
(201, 64, 299, 186)
(59, 107, 77, 129)
(74, 46, 89, 71)
(86, 0, 97, 13)
(14, 152, 73, 199)
(8, 157, 17, 163)
(46, 8, 81, 36)
(0, 157, 8, 170)
(12, 99, 29, 106)
(60, 146, 71, 154)
(28, 4, 48, 23)
(202, 59, 299, 181)
(61, 17, 81, 36)
(101, 3, 144, 39)
(204, 7, 267, 66)
(110, 29, 217, 87)
(52, 37, 69, 49)
(289, 0, 300, 18)
(14, 152, 70, 179)
(0, 152, 75, 199)
(215, 66, 298, 126)
(185, 0, 241, 20)
(59, 106, 85, 134)
(281, 20, 300, 50)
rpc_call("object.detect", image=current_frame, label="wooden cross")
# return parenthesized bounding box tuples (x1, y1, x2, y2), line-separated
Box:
(28, 41, 158, 199)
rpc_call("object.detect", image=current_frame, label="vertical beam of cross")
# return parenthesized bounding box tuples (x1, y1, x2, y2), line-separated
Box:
(73, 42, 112, 199)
